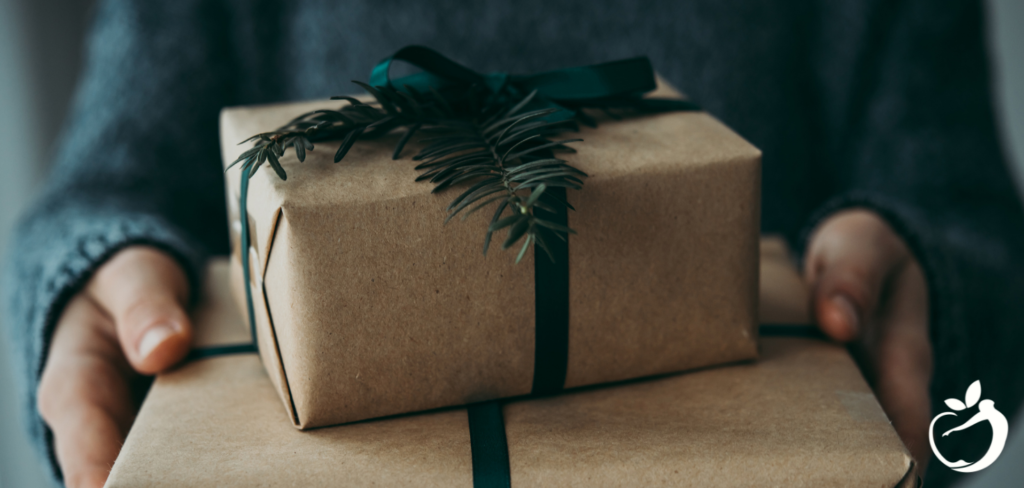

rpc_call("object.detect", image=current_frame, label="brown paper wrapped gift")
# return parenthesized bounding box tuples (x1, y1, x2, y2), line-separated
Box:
(105, 247, 915, 487)
(220, 82, 762, 429)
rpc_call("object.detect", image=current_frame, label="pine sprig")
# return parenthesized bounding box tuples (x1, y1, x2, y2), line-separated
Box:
(415, 102, 585, 262)
(227, 82, 456, 178)
(230, 80, 592, 262)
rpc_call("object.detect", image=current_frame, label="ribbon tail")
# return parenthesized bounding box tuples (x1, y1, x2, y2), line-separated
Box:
(468, 401, 512, 488)
(239, 165, 260, 353)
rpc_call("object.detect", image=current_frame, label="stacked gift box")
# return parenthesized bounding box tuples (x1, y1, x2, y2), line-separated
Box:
(105, 249, 914, 487)
(105, 50, 915, 487)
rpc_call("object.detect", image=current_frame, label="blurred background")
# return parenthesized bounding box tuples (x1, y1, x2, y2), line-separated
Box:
(0, 0, 1022, 487)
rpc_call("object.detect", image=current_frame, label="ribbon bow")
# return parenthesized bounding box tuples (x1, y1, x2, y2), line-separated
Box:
(368, 45, 697, 123)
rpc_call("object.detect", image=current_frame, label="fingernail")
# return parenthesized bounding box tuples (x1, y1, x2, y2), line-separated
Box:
(830, 294, 861, 336)
(138, 323, 177, 359)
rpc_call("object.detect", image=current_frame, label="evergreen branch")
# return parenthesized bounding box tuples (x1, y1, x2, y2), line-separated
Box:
(232, 81, 594, 263)
(414, 101, 584, 261)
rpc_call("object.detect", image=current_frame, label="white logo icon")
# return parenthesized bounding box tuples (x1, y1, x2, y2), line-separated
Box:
(929, 380, 1008, 473)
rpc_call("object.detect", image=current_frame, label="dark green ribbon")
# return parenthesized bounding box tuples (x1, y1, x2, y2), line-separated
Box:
(240, 164, 260, 351)
(369, 45, 697, 122)
(530, 186, 569, 396)
(370, 45, 659, 99)
(190, 164, 261, 361)
(468, 401, 512, 488)
(186, 343, 257, 361)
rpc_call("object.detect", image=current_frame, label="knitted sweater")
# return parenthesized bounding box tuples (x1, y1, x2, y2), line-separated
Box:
(5, 0, 1021, 486)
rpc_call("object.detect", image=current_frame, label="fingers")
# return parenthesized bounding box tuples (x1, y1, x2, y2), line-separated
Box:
(805, 209, 933, 468)
(38, 294, 136, 488)
(804, 209, 910, 341)
(39, 247, 191, 487)
(86, 246, 192, 374)
(870, 260, 933, 469)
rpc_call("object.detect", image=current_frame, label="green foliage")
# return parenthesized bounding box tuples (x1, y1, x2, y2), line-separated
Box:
(230, 81, 591, 262)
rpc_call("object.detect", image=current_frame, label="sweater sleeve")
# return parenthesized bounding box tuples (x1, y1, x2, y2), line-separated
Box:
(803, 1, 1024, 484)
(2, 0, 232, 483)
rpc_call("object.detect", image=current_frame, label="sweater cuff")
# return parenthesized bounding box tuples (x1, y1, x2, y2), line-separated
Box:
(796, 191, 967, 403)
(3, 209, 207, 485)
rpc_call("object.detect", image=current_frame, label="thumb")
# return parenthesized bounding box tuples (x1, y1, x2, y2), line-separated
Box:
(86, 246, 192, 375)
(804, 210, 909, 342)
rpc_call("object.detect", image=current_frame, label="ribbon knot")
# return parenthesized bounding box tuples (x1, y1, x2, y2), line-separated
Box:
(368, 45, 696, 123)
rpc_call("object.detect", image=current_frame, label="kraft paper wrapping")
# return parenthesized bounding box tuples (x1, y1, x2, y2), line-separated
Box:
(220, 81, 762, 428)
(105, 249, 914, 487)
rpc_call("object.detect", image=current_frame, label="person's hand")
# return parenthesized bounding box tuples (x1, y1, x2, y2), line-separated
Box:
(804, 209, 933, 470)
(37, 246, 193, 488)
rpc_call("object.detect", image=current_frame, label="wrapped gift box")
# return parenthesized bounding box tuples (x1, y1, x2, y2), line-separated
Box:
(220, 81, 762, 429)
(105, 246, 915, 487)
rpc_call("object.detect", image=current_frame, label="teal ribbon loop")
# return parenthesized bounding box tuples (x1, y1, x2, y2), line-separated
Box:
(371, 45, 486, 90)
(369, 45, 697, 122)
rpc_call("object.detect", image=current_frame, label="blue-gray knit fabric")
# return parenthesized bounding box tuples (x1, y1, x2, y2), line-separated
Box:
(4, 0, 1022, 486)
